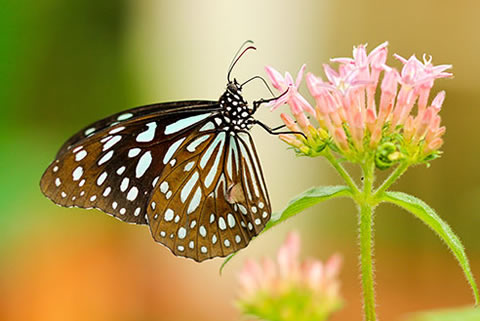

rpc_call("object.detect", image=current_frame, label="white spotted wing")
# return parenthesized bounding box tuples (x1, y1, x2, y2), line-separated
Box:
(40, 102, 219, 225)
(147, 118, 272, 262)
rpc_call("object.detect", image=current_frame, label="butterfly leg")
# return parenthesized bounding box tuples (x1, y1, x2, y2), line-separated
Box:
(253, 120, 307, 139)
(252, 89, 289, 113)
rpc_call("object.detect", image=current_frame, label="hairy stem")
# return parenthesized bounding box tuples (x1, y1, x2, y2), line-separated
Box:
(374, 162, 409, 199)
(359, 161, 377, 321)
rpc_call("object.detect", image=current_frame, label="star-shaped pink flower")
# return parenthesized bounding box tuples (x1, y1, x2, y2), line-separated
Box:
(264, 64, 315, 115)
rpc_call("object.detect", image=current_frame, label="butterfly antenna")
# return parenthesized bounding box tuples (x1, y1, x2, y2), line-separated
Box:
(227, 43, 256, 82)
(241, 75, 275, 97)
(228, 40, 254, 73)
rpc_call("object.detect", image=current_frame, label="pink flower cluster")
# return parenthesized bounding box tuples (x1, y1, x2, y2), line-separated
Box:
(265, 42, 451, 159)
(238, 232, 342, 300)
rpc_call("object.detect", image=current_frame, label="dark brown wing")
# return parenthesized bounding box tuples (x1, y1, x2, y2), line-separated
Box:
(56, 100, 218, 158)
(40, 101, 220, 225)
(147, 122, 272, 261)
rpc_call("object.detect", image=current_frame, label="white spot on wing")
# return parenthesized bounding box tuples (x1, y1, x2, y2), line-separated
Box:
(103, 187, 111, 197)
(127, 187, 138, 201)
(184, 161, 195, 172)
(187, 187, 201, 214)
(136, 151, 152, 178)
(186, 135, 210, 152)
(181, 171, 199, 203)
(164, 113, 212, 134)
(163, 138, 185, 165)
(136, 122, 157, 142)
(160, 181, 169, 193)
(199, 122, 215, 132)
(199, 226, 207, 237)
(218, 217, 226, 230)
(200, 132, 225, 169)
(227, 213, 236, 228)
(178, 227, 187, 239)
(75, 150, 87, 161)
(109, 126, 125, 134)
(120, 177, 129, 192)
(103, 135, 122, 151)
(96, 172, 108, 186)
(128, 148, 141, 158)
(117, 113, 133, 121)
(164, 209, 174, 221)
(98, 150, 114, 165)
(204, 136, 225, 188)
(84, 128, 95, 136)
(72, 166, 83, 181)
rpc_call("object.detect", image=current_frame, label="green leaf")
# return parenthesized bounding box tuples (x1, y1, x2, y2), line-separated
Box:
(264, 185, 352, 232)
(220, 186, 352, 275)
(402, 306, 480, 321)
(381, 191, 479, 305)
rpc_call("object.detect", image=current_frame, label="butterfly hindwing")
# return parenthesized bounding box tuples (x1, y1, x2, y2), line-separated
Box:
(147, 118, 271, 261)
(40, 103, 220, 225)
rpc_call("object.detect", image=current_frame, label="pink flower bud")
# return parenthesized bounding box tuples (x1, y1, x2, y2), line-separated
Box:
(325, 253, 343, 280)
(334, 128, 350, 152)
(280, 112, 298, 130)
(369, 41, 388, 70)
(278, 232, 301, 278)
(424, 137, 444, 154)
(432, 91, 446, 110)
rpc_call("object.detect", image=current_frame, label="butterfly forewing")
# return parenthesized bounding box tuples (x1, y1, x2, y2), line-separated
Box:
(40, 103, 219, 225)
(55, 101, 218, 159)
(147, 119, 271, 261)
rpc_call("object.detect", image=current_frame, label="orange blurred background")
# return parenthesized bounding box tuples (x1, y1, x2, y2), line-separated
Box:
(2, 1, 480, 320)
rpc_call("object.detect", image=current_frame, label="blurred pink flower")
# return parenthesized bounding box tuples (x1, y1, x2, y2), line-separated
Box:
(236, 232, 343, 321)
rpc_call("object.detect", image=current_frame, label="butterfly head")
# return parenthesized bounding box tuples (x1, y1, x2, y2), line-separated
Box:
(221, 78, 248, 108)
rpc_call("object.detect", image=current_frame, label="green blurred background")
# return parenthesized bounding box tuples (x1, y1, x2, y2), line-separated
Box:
(1, 1, 479, 320)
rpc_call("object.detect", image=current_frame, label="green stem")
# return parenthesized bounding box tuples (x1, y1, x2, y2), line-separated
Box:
(359, 199, 377, 321)
(359, 161, 377, 321)
(324, 150, 360, 196)
(373, 162, 409, 199)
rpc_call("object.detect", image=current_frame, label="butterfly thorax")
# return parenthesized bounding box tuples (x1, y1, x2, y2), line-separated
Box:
(218, 82, 254, 132)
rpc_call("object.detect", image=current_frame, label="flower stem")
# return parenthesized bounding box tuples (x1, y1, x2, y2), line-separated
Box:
(324, 150, 360, 196)
(359, 199, 376, 321)
(359, 161, 377, 321)
(373, 162, 409, 199)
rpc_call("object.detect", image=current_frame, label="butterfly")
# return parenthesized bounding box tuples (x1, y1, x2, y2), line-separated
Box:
(40, 42, 294, 262)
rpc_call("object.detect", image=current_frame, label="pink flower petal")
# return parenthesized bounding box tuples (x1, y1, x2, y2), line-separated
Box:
(295, 64, 307, 88)
(431, 91, 446, 110)
(277, 232, 301, 277)
(265, 65, 286, 91)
